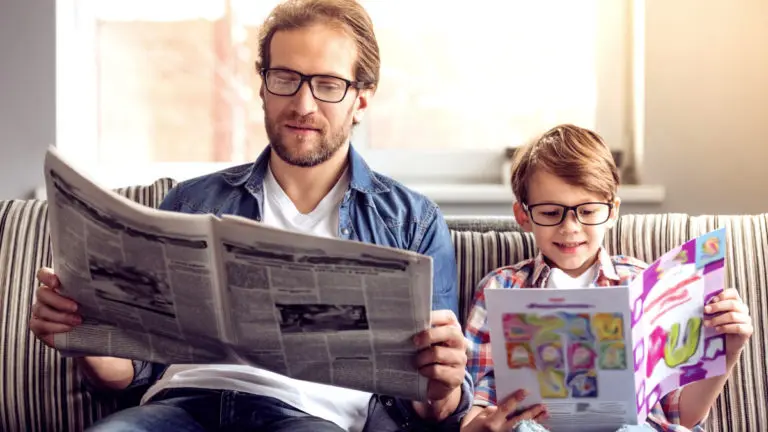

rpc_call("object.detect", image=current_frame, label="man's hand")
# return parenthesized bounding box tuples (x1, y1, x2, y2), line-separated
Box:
(29, 267, 82, 348)
(411, 310, 467, 420)
(703, 288, 753, 363)
(461, 390, 548, 432)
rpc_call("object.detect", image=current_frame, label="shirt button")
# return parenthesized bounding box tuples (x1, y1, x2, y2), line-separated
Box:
(341, 228, 350, 236)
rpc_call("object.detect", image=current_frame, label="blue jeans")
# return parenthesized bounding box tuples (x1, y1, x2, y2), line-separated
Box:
(87, 388, 345, 432)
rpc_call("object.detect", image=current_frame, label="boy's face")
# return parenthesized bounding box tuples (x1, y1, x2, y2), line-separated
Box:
(513, 169, 620, 278)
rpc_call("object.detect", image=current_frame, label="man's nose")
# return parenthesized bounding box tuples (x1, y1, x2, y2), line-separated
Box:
(290, 81, 319, 116)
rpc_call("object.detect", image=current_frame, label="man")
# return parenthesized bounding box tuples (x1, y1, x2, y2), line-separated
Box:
(30, 0, 471, 430)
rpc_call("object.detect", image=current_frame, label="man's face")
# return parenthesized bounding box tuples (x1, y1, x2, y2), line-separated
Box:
(261, 24, 369, 167)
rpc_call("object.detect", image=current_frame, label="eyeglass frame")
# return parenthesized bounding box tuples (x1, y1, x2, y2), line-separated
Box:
(259, 67, 372, 103)
(522, 202, 615, 227)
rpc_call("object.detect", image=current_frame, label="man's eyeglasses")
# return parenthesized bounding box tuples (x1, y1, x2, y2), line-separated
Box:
(523, 202, 614, 227)
(260, 68, 371, 103)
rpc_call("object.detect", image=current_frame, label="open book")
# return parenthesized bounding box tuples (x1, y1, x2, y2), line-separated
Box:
(485, 229, 728, 431)
(43, 146, 433, 401)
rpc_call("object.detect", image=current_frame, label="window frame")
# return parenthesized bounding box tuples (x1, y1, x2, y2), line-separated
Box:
(56, 0, 639, 190)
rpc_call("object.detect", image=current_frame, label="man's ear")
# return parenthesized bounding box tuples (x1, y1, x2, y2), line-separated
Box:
(259, 83, 266, 108)
(353, 89, 372, 124)
(513, 202, 534, 232)
(606, 197, 621, 229)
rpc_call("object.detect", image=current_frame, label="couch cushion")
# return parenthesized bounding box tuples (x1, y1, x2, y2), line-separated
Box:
(0, 178, 176, 432)
(447, 212, 768, 432)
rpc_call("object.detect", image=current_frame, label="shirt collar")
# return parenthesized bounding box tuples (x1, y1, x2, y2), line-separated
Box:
(530, 247, 620, 287)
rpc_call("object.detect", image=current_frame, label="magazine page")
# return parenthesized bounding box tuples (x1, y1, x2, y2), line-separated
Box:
(629, 228, 728, 423)
(485, 286, 637, 431)
(44, 147, 231, 365)
(213, 214, 433, 401)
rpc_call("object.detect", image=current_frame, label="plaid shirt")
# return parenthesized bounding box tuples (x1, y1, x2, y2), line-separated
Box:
(465, 248, 704, 432)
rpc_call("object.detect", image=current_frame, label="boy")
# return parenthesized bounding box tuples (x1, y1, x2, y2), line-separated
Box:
(461, 124, 753, 432)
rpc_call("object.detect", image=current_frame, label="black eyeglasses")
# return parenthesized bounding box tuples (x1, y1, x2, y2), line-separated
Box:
(260, 68, 370, 103)
(523, 202, 614, 227)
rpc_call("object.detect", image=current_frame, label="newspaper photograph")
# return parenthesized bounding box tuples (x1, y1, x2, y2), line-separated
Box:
(43, 147, 434, 401)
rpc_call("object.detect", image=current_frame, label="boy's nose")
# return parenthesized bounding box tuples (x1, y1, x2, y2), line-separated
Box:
(559, 210, 581, 232)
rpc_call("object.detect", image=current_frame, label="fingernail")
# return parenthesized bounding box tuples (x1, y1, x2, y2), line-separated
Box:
(704, 305, 712, 313)
(703, 320, 711, 327)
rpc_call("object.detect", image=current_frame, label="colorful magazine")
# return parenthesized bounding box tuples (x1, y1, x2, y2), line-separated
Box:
(485, 228, 728, 431)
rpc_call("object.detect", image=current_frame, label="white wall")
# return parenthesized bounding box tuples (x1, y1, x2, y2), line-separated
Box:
(0, 0, 55, 199)
(643, 0, 768, 215)
(1, 0, 766, 216)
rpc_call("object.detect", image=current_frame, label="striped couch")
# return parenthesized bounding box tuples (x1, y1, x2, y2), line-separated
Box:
(1, 178, 766, 431)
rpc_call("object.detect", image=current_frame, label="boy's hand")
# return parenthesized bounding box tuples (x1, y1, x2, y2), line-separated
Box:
(704, 288, 753, 362)
(461, 390, 548, 432)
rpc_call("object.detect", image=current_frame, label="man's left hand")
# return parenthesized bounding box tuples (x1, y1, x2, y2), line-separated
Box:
(412, 309, 467, 417)
(704, 288, 753, 362)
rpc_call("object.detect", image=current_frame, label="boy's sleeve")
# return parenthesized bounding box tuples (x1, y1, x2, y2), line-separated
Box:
(465, 274, 499, 407)
(647, 390, 705, 431)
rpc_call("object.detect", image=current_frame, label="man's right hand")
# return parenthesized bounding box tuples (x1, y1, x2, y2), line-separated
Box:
(29, 267, 82, 348)
(460, 390, 548, 432)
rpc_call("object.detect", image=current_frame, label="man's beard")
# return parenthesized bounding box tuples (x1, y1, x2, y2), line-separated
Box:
(265, 110, 353, 168)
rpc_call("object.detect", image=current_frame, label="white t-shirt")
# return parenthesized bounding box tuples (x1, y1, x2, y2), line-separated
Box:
(141, 165, 371, 432)
(546, 264, 599, 289)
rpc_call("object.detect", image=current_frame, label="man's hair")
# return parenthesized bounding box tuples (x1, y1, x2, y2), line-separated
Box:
(255, 0, 380, 88)
(510, 124, 620, 204)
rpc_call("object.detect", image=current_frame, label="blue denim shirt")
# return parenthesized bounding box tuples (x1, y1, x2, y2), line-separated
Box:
(129, 145, 471, 430)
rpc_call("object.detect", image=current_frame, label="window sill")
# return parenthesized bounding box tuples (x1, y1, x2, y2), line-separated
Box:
(407, 184, 666, 205)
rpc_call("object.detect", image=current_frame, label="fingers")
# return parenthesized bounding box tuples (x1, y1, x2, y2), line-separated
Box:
(32, 299, 81, 326)
(503, 404, 548, 428)
(419, 363, 464, 389)
(416, 344, 467, 369)
(414, 324, 466, 349)
(705, 299, 748, 315)
(715, 288, 740, 301)
(704, 310, 750, 328)
(713, 323, 754, 336)
(430, 310, 460, 328)
(496, 389, 526, 417)
(37, 284, 79, 314)
(37, 267, 60, 289)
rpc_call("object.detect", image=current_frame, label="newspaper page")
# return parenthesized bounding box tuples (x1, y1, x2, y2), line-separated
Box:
(485, 287, 637, 431)
(45, 147, 231, 365)
(215, 214, 433, 401)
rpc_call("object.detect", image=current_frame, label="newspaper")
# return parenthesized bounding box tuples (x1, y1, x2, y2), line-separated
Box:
(484, 229, 728, 431)
(43, 146, 433, 401)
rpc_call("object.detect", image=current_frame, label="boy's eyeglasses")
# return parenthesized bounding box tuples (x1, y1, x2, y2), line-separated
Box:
(259, 67, 371, 103)
(523, 202, 614, 227)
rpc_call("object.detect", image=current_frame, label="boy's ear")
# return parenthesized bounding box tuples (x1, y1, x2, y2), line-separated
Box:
(513, 202, 533, 232)
(606, 197, 621, 229)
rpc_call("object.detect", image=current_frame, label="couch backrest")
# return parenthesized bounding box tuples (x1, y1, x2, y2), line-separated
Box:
(1, 178, 766, 431)
(0, 179, 175, 432)
(449, 213, 768, 432)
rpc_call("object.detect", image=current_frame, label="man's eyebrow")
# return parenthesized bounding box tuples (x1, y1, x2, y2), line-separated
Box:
(269, 65, 351, 79)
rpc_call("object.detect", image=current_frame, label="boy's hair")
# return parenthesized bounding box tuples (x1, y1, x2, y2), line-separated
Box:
(255, 0, 380, 88)
(510, 124, 620, 204)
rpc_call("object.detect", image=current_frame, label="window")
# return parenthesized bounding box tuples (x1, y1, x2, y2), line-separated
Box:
(56, 0, 636, 190)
